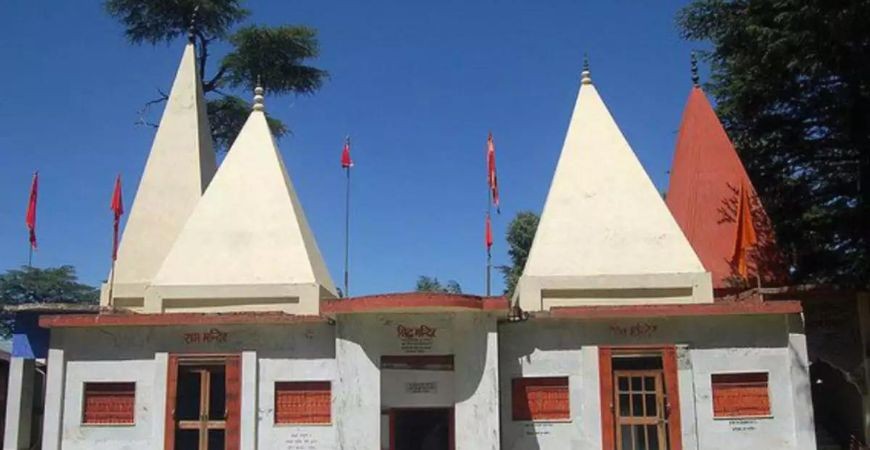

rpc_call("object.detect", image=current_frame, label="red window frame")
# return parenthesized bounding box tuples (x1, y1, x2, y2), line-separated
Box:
(275, 381, 332, 425)
(82, 382, 136, 425)
(511, 377, 570, 421)
(711, 372, 771, 418)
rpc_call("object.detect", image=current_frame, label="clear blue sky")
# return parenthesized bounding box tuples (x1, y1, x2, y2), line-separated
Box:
(0, 0, 706, 296)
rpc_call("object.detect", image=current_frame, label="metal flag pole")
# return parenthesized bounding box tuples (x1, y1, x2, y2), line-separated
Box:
(343, 137, 351, 298)
(108, 259, 117, 308)
(486, 217, 492, 296)
(486, 160, 493, 297)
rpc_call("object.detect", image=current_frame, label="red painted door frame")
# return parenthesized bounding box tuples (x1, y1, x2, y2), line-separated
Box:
(599, 346, 683, 450)
(388, 407, 455, 450)
(164, 353, 242, 450)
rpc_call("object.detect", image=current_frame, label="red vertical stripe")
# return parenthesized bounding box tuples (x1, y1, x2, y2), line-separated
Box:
(225, 355, 242, 450)
(663, 346, 684, 450)
(163, 355, 179, 450)
(598, 347, 614, 449)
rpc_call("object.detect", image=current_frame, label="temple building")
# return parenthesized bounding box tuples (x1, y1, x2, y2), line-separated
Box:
(3, 41, 817, 450)
(665, 60, 869, 449)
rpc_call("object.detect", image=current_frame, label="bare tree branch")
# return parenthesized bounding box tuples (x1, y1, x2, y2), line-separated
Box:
(135, 88, 169, 128)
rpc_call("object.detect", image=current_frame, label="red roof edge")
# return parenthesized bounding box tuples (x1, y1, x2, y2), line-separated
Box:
(547, 300, 801, 320)
(321, 292, 509, 315)
(40, 311, 327, 328)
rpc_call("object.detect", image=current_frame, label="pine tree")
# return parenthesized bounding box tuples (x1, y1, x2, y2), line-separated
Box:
(105, 0, 326, 151)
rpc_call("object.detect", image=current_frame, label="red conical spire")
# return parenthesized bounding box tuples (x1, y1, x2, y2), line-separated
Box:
(666, 82, 787, 289)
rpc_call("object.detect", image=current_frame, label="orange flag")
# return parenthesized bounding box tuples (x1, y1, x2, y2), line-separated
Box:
(732, 183, 758, 278)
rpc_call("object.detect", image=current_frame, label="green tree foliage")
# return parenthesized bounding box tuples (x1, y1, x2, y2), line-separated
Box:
(678, 1, 870, 287)
(0, 266, 98, 336)
(105, 0, 327, 151)
(500, 211, 539, 297)
(415, 276, 462, 294)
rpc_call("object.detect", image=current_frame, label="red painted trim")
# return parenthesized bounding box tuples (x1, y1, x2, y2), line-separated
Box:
(40, 312, 326, 328)
(164, 353, 241, 450)
(225, 354, 242, 450)
(549, 300, 801, 320)
(599, 346, 683, 450)
(163, 355, 178, 450)
(321, 292, 508, 315)
(663, 346, 683, 450)
(598, 348, 614, 450)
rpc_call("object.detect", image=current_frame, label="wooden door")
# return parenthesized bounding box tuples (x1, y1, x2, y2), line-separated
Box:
(165, 355, 240, 450)
(613, 370, 668, 450)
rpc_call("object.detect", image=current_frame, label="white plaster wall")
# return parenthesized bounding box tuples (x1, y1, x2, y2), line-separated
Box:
(335, 312, 500, 450)
(499, 314, 812, 450)
(257, 354, 336, 450)
(691, 346, 796, 449)
(61, 360, 156, 450)
(47, 322, 335, 450)
(453, 313, 500, 450)
(498, 330, 588, 449)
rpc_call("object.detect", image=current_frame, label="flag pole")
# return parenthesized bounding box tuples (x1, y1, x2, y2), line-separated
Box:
(27, 247, 32, 268)
(108, 259, 117, 308)
(343, 137, 351, 298)
(486, 193, 492, 297)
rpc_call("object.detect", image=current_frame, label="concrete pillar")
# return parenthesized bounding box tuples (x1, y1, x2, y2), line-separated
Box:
(335, 319, 380, 450)
(581, 346, 602, 448)
(3, 358, 34, 450)
(40, 348, 64, 450)
(240, 351, 257, 450)
(675, 345, 699, 450)
(787, 314, 817, 450)
(453, 313, 499, 450)
(151, 353, 168, 446)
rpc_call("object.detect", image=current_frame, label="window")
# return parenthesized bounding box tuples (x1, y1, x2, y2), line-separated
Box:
(512, 377, 569, 421)
(275, 381, 331, 424)
(82, 382, 135, 425)
(711, 372, 771, 418)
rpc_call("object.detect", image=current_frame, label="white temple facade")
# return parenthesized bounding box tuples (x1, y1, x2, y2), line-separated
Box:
(3, 42, 816, 450)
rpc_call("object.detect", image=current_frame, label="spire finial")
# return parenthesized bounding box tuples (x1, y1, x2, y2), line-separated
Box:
(187, 5, 199, 43)
(581, 53, 592, 85)
(253, 76, 265, 111)
(691, 51, 700, 87)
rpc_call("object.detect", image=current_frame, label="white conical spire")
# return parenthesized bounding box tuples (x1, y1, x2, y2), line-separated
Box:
(148, 84, 337, 314)
(103, 41, 217, 308)
(518, 64, 711, 311)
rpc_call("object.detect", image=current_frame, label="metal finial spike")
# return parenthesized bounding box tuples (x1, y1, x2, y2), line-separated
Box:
(253, 76, 265, 111)
(691, 51, 700, 87)
(581, 53, 592, 85)
(187, 5, 199, 43)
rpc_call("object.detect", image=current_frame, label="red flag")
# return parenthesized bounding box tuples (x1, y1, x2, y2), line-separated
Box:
(111, 175, 124, 261)
(485, 213, 493, 249)
(732, 183, 758, 279)
(25, 172, 38, 250)
(487, 132, 500, 213)
(341, 136, 353, 169)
